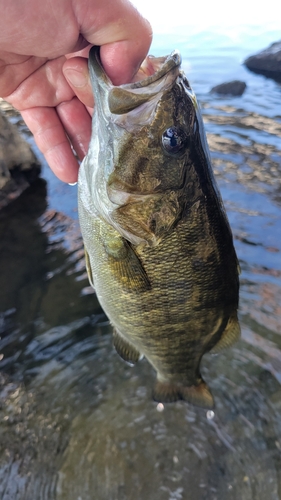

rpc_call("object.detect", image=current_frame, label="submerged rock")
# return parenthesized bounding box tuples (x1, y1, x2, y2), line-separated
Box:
(0, 105, 41, 209)
(210, 80, 246, 96)
(244, 41, 281, 80)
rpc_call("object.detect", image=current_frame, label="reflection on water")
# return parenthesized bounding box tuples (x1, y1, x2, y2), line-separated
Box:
(0, 31, 281, 500)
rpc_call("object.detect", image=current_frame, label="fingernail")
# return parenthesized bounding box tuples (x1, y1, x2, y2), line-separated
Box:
(65, 69, 87, 88)
(68, 182, 77, 186)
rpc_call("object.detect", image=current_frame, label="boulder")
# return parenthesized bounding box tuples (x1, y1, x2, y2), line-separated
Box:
(0, 105, 41, 209)
(210, 80, 247, 96)
(244, 41, 281, 80)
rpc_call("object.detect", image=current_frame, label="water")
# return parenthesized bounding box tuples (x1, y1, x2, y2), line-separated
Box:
(1, 28, 281, 500)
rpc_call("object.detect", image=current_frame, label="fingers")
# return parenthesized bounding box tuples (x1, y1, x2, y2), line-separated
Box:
(57, 96, 92, 160)
(0, 0, 153, 185)
(4, 55, 93, 184)
(6, 57, 74, 111)
(21, 106, 80, 183)
(21, 96, 92, 183)
(63, 56, 94, 108)
(0, 54, 47, 97)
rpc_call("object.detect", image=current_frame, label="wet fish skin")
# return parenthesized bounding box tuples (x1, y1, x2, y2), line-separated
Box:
(78, 47, 240, 409)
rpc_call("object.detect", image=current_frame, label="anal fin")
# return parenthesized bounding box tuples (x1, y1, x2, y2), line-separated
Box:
(153, 378, 214, 409)
(210, 313, 240, 354)
(113, 328, 141, 366)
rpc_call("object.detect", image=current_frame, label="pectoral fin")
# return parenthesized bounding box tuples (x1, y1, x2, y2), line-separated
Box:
(102, 229, 151, 292)
(113, 328, 141, 365)
(84, 247, 94, 288)
(153, 378, 214, 409)
(210, 313, 240, 354)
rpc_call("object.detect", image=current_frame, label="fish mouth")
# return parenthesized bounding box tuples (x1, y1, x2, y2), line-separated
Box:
(88, 47, 184, 202)
(89, 47, 182, 115)
(124, 50, 182, 88)
(89, 46, 181, 87)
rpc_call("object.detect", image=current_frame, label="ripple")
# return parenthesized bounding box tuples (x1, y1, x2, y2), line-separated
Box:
(1, 31, 281, 500)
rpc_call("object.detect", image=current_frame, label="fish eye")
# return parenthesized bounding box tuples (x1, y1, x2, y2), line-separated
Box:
(162, 126, 188, 156)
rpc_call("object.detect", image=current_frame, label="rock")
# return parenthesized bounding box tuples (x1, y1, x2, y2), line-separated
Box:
(0, 106, 41, 209)
(210, 80, 247, 96)
(244, 41, 281, 80)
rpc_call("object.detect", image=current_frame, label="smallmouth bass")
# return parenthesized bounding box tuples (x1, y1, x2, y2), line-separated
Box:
(78, 47, 240, 409)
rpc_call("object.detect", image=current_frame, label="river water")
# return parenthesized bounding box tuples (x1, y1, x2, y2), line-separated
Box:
(0, 28, 281, 500)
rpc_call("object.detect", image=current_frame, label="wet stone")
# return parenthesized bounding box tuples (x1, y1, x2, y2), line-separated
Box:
(210, 81, 247, 96)
(0, 104, 41, 209)
(244, 40, 281, 80)
(1, 32, 281, 500)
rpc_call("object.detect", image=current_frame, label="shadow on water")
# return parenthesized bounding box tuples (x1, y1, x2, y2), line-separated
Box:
(1, 33, 281, 500)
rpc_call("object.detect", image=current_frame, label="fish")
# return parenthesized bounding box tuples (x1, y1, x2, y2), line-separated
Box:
(78, 46, 240, 409)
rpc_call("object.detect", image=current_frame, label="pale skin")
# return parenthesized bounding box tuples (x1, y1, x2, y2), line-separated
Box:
(0, 0, 152, 183)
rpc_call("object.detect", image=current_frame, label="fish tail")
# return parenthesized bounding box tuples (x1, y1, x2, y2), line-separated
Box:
(153, 378, 214, 409)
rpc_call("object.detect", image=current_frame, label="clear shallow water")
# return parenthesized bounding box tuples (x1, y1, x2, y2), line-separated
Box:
(0, 30, 281, 500)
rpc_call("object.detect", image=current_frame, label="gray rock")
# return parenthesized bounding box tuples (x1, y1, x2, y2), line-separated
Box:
(0, 106, 41, 209)
(244, 41, 281, 80)
(210, 80, 247, 96)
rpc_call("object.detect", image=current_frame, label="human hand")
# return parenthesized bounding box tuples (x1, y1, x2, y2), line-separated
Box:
(0, 0, 152, 183)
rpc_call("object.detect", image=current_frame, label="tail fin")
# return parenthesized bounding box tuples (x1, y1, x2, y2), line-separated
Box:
(153, 378, 214, 409)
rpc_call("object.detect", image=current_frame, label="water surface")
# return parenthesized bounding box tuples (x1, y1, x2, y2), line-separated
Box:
(0, 29, 281, 500)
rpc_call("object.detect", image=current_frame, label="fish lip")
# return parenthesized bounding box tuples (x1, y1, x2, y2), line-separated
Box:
(88, 46, 182, 90)
(126, 50, 182, 89)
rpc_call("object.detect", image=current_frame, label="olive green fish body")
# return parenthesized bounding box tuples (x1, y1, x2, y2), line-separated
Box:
(78, 48, 240, 408)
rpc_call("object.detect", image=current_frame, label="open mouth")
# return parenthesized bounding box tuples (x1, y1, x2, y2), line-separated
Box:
(89, 46, 182, 90)
(88, 47, 183, 117)
(130, 50, 182, 86)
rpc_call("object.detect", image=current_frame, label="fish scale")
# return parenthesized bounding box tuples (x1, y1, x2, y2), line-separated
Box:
(78, 46, 240, 409)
